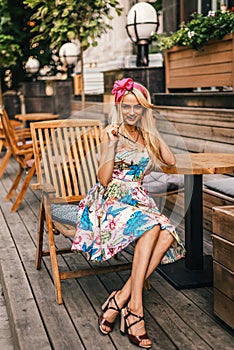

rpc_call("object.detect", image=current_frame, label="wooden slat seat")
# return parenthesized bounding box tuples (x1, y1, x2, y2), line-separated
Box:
(30, 119, 132, 304)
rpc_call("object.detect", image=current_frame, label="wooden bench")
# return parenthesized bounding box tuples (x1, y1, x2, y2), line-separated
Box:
(153, 105, 234, 244)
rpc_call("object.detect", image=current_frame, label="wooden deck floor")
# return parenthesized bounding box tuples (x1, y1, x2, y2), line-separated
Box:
(0, 156, 234, 350)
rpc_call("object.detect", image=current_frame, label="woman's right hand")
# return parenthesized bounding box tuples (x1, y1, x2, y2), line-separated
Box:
(105, 124, 119, 141)
(98, 124, 119, 186)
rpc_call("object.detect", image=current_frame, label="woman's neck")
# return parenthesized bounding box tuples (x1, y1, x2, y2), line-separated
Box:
(124, 125, 137, 133)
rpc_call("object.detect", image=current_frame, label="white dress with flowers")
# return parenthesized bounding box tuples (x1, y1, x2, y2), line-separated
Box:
(71, 139, 185, 263)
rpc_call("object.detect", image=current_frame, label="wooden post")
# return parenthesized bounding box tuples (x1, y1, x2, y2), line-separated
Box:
(80, 46, 85, 110)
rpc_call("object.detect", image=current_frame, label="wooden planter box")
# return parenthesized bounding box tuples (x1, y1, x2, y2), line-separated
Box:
(212, 206, 234, 330)
(165, 34, 234, 92)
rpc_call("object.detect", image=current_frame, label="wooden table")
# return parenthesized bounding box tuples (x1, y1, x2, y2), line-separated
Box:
(158, 153, 234, 289)
(15, 113, 59, 127)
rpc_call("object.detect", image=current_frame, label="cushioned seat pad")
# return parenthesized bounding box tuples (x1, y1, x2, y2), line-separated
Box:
(205, 177, 234, 198)
(50, 204, 78, 226)
(142, 171, 184, 194)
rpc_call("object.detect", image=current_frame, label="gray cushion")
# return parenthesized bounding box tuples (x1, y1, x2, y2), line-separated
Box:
(205, 178, 234, 198)
(50, 204, 79, 226)
(142, 171, 184, 194)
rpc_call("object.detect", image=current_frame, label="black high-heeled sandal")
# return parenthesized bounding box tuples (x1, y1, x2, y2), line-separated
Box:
(98, 291, 121, 335)
(120, 307, 152, 349)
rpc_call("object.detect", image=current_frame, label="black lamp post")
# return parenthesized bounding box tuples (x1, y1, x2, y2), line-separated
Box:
(59, 42, 80, 79)
(126, 2, 159, 67)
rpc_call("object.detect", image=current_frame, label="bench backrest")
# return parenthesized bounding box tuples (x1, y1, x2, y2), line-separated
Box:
(30, 119, 103, 201)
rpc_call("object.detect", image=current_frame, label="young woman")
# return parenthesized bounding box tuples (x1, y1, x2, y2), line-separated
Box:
(72, 78, 185, 349)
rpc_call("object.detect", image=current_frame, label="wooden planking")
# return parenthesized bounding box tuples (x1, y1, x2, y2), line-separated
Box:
(167, 74, 232, 89)
(156, 106, 234, 154)
(162, 184, 234, 244)
(165, 34, 233, 90)
(0, 164, 86, 349)
(0, 202, 51, 350)
(15, 173, 118, 349)
(0, 281, 14, 350)
(2, 159, 136, 349)
(214, 289, 234, 330)
(100, 260, 219, 350)
(169, 51, 232, 71)
(212, 206, 234, 242)
(149, 273, 234, 350)
(157, 102, 234, 247)
(1, 157, 234, 349)
(212, 206, 234, 330)
(156, 107, 234, 129)
(213, 262, 234, 301)
(169, 63, 232, 78)
(167, 35, 233, 60)
(158, 120, 234, 144)
(213, 235, 234, 272)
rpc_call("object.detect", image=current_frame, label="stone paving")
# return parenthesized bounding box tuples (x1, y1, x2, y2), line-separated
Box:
(0, 280, 14, 350)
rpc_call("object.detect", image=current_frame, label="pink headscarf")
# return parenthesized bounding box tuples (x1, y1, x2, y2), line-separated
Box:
(111, 77, 147, 103)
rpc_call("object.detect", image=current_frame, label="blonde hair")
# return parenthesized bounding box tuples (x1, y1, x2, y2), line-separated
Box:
(115, 82, 163, 167)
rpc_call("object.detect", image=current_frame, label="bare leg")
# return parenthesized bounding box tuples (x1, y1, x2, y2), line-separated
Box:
(118, 228, 174, 301)
(122, 227, 174, 347)
(100, 226, 174, 336)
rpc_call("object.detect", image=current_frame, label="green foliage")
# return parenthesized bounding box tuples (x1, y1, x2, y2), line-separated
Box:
(0, 34, 22, 67)
(153, 10, 234, 51)
(151, 0, 162, 14)
(0, 0, 22, 68)
(24, 0, 123, 52)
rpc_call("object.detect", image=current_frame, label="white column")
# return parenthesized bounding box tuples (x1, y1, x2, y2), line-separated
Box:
(197, 0, 202, 14)
(211, 0, 217, 11)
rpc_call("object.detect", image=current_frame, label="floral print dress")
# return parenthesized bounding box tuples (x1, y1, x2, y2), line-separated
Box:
(71, 139, 185, 263)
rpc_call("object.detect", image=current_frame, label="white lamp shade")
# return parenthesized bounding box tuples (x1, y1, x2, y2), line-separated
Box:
(25, 58, 40, 74)
(127, 3, 158, 42)
(59, 42, 80, 65)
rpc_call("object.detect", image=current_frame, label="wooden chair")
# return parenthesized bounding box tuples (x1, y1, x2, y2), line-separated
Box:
(0, 108, 36, 212)
(0, 117, 29, 178)
(30, 119, 132, 304)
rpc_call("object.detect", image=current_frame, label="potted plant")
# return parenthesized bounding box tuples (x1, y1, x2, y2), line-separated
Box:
(152, 10, 234, 92)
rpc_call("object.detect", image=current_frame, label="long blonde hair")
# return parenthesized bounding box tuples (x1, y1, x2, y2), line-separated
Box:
(114, 83, 163, 167)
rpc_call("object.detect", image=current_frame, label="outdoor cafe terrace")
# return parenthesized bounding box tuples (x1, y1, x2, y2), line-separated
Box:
(0, 154, 233, 350)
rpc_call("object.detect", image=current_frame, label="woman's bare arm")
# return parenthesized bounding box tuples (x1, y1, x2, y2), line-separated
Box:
(158, 137, 176, 166)
(97, 125, 119, 187)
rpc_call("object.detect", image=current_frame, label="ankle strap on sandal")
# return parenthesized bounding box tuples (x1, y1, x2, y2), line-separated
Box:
(124, 308, 144, 330)
(108, 293, 121, 312)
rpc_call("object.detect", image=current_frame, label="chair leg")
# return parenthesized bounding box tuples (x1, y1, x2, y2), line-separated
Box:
(35, 200, 45, 270)
(0, 149, 12, 178)
(0, 139, 3, 153)
(10, 163, 36, 212)
(46, 212, 63, 305)
(5, 166, 24, 201)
